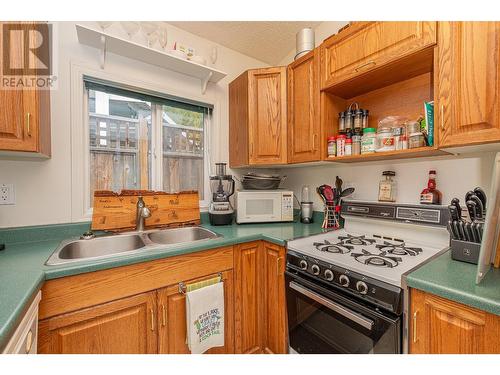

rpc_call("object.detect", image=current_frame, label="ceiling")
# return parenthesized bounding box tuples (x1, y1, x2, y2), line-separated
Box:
(167, 21, 322, 65)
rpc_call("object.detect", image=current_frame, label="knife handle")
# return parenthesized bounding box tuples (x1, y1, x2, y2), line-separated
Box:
(474, 187, 487, 208)
(451, 198, 462, 219)
(466, 200, 477, 222)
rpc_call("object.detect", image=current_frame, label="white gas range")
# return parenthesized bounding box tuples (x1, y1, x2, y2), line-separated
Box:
(285, 200, 450, 354)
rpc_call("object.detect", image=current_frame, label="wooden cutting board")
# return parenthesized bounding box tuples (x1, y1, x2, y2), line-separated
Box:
(91, 190, 200, 232)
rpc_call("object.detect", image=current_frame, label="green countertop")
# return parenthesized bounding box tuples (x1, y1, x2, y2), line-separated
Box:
(0, 215, 326, 351)
(406, 250, 500, 316)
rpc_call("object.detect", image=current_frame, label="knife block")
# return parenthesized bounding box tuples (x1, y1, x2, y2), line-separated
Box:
(450, 238, 481, 265)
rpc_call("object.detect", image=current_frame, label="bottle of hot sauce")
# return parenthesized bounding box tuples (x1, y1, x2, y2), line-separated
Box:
(420, 170, 442, 205)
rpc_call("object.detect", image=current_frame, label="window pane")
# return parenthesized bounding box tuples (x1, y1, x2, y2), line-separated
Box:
(162, 104, 205, 199)
(88, 89, 152, 202)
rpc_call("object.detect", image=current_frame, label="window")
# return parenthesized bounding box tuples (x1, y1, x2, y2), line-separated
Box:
(85, 78, 212, 204)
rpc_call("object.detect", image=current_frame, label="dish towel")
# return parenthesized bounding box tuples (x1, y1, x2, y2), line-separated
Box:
(186, 282, 225, 354)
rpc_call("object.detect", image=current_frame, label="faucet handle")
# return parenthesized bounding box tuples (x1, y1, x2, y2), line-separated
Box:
(142, 206, 152, 218)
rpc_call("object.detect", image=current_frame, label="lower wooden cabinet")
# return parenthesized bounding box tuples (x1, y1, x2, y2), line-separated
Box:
(410, 288, 500, 354)
(38, 292, 157, 354)
(234, 241, 287, 354)
(157, 270, 234, 354)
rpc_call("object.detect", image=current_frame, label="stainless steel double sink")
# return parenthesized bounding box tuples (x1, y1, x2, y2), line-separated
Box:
(46, 226, 221, 266)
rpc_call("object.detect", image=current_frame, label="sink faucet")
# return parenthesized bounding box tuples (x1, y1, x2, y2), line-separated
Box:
(136, 196, 151, 232)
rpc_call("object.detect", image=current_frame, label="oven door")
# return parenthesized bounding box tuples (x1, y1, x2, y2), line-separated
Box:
(286, 271, 401, 354)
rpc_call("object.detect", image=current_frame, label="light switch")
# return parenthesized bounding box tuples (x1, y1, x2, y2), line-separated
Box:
(0, 184, 15, 205)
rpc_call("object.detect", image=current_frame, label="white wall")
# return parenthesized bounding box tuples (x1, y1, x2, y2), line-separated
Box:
(278, 21, 497, 210)
(0, 21, 268, 228)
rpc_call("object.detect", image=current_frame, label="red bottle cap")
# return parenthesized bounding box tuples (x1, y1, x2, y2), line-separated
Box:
(327, 136, 336, 142)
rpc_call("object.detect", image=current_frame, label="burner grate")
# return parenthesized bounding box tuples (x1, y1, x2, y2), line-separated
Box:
(313, 240, 354, 254)
(351, 249, 402, 268)
(375, 241, 423, 256)
(338, 234, 377, 246)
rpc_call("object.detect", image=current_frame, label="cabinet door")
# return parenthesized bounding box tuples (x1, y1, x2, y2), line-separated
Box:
(157, 270, 234, 354)
(234, 241, 264, 353)
(38, 292, 157, 354)
(262, 242, 287, 354)
(287, 49, 320, 163)
(321, 22, 437, 89)
(437, 22, 500, 148)
(410, 289, 500, 354)
(248, 67, 287, 165)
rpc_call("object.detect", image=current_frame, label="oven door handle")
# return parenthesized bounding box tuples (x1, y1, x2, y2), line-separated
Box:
(289, 281, 374, 331)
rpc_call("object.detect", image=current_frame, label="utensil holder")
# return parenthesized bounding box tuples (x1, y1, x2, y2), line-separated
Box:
(450, 238, 481, 265)
(321, 202, 341, 229)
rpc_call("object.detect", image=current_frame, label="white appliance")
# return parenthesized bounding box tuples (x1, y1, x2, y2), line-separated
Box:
(236, 190, 294, 224)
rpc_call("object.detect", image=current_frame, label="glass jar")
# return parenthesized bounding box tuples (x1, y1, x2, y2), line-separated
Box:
(393, 126, 405, 150)
(409, 132, 425, 148)
(336, 134, 346, 157)
(344, 110, 354, 132)
(376, 127, 395, 152)
(406, 121, 420, 135)
(378, 171, 397, 202)
(345, 138, 352, 156)
(327, 136, 336, 157)
(353, 109, 364, 131)
(361, 128, 377, 154)
(338, 112, 346, 133)
(362, 109, 369, 129)
(352, 131, 362, 155)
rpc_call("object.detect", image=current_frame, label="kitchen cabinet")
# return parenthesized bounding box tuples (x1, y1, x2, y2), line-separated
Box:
(410, 289, 500, 354)
(0, 22, 51, 157)
(287, 49, 321, 163)
(38, 292, 157, 354)
(320, 21, 437, 90)
(157, 270, 234, 354)
(234, 241, 287, 354)
(229, 67, 287, 167)
(437, 22, 500, 148)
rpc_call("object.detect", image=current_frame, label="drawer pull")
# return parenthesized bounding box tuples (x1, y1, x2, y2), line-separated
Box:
(413, 311, 418, 343)
(26, 112, 31, 136)
(440, 104, 445, 130)
(161, 304, 166, 327)
(355, 60, 376, 72)
(150, 308, 155, 331)
(25, 329, 33, 353)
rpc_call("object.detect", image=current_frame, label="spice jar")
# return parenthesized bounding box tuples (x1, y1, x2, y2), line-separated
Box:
(345, 138, 352, 156)
(338, 112, 346, 134)
(406, 121, 420, 135)
(362, 109, 369, 129)
(393, 127, 405, 150)
(378, 171, 397, 202)
(352, 131, 362, 155)
(344, 110, 354, 132)
(353, 109, 364, 131)
(361, 128, 377, 154)
(336, 134, 346, 157)
(409, 132, 425, 149)
(327, 136, 336, 157)
(376, 127, 395, 152)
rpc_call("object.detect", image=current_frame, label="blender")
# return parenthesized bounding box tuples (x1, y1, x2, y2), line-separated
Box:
(300, 185, 314, 224)
(208, 163, 235, 225)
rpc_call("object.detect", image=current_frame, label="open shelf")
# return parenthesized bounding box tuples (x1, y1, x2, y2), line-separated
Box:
(325, 147, 449, 163)
(76, 24, 227, 94)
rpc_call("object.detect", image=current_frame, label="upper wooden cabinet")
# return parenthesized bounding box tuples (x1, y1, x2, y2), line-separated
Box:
(410, 289, 500, 354)
(437, 22, 500, 148)
(287, 49, 321, 163)
(320, 21, 437, 90)
(229, 67, 287, 167)
(0, 22, 51, 157)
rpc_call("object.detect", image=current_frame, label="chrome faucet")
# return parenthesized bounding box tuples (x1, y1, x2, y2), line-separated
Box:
(136, 196, 151, 232)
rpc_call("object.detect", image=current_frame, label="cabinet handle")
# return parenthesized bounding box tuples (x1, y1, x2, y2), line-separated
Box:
(355, 60, 376, 72)
(250, 142, 254, 157)
(161, 304, 166, 327)
(277, 257, 282, 276)
(150, 308, 155, 331)
(440, 104, 445, 130)
(312, 134, 317, 150)
(26, 112, 31, 137)
(412, 311, 418, 343)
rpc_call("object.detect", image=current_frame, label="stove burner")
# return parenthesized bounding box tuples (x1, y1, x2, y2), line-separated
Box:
(351, 249, 402, 268)
(313, 240, 354, 254)
(338, 234, 377, 246)
(375, 241, 423, 256)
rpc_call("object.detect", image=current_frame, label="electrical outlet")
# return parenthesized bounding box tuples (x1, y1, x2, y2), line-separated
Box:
(0, 184, 15, 205)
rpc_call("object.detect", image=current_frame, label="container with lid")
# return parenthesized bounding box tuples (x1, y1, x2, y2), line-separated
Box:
(344, 110, 354, 132)
(345, 138, 352, 156)
(362, 109, 369, 129)
(361, 128, 377, 154)
(409, 132, 425, 149)
(353, 109, 364, 131)
(352, 132, 362, 155)
(376, 127, 395, 152)
(327, 136, 336, 157)
(378, 171, 397, 202)
(336, 134, 346, 157)
(338, 112, 346, 133)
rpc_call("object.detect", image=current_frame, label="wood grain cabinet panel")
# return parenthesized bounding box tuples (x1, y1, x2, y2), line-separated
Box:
(321, 21, 436, 90)
(437, 22, 500, 148)
(287, 49, 321, 163)
(410, 289, 500, 354)
(157, 270, 234, 354)
(38, 292, 157, 354)
(0, 22, 51, 156)
(229, 67, 287, 167)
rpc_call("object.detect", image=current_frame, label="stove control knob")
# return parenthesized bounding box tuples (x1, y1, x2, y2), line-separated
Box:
(324, 269, 334, 281)
(311, 264, 320, 275)
(339, 275, 350, 287)
(299, 260, 308, 270)
(356, 281, 368, 295)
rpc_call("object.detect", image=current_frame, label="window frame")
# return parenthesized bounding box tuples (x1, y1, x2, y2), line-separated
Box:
(70, 63, 215, 222)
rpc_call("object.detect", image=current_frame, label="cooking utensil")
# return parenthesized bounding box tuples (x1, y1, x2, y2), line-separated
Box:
(458, 221, 467, 241)
(465, 190, 475, 203)
(341, 187, 355, 198)
(464, 222, 473, 242)
(473, 187, 487, 208)
(453, 221, 463, 241)
(450, 198, 462, 219)
(468, 195, 484, 220)
(448, 220, 457, 240)
(466, 200, 477, 222)
(467, 222, 479, 243)
(448, 205, 460, 221)
(335, 176, 343, 194)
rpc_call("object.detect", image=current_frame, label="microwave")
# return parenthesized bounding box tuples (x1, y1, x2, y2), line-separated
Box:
(236, 190, 294, 224)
